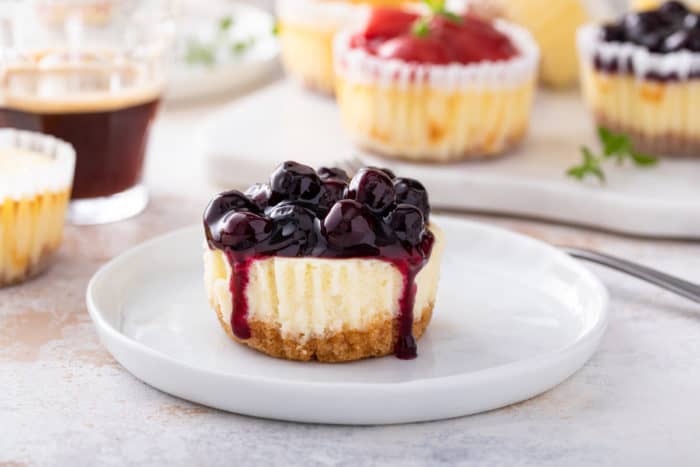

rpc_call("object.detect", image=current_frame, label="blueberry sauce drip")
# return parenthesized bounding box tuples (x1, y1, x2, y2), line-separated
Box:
(596, 2, 700, 80)
(204, 161, 434, 360)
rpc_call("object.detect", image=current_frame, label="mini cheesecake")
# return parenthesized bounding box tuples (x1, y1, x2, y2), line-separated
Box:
(578, 1, 700, 156)
(276, 0, 413, 95)
(0, 130, 74, 286)
(203, 162, 443, 362)
(333, 7, 539, 162)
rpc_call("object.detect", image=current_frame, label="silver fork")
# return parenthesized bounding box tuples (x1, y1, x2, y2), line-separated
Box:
(563, 247, 700, 305)
(333, 157, 700, 305)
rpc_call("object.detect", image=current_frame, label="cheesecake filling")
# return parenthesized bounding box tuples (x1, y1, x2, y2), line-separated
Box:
(204, 226, 442, 344)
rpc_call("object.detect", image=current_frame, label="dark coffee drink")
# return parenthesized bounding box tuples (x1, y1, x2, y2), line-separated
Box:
(0, 56, 162, 200)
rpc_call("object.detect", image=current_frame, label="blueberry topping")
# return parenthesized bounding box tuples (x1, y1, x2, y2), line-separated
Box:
(664, 27, 700, 51)
(322, 200, 378, 250)
(368, 166, 396, 179)
(316, 179, 348, 216)
(203, 161, 433, 257)
(600, 2, 700, 54)
(245, 183, 272, 211)
(220, 211, 272, 250)
(267, 204, 319, 255)
(318, 166, 350, 182)
(204, 190, 257, 240)
(394, 177, 430, 221)
(683, 12, 699, 29)
(347, 168, 396, 214)
(659, 1, 689, 23)
(388, 204, 425, 246)
(270, 161, 322, 203)
(601, 24, 626, 42)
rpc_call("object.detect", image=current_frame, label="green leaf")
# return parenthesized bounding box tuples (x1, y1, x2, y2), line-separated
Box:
(568, 128, 659, 183)
(423, 0, 446, 13)
(598, 126, 631, 159)
(567, 146, 605, 183)
(272, 21, 279, 36)
(232, 37, 256, 55)
(566, 166, 587, 180)
(412, 18, 430, 38)
(630, 151, 658, 166)
(185, 39, 216, 66)
(219, 15, 234, 32)
(440, 11, 463, 23)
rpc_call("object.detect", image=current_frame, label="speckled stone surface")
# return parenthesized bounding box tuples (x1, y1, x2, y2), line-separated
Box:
(2, 100, 700, 467)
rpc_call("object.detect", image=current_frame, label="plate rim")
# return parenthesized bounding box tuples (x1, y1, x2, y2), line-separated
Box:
(86, 215, 609, 392)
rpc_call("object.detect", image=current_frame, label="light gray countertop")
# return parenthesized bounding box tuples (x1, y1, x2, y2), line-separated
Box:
(2, 95, 700, 467)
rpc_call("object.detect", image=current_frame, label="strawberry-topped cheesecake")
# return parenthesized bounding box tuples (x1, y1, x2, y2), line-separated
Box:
(334, 3, 539, 162)
(203, 162, 443, 362)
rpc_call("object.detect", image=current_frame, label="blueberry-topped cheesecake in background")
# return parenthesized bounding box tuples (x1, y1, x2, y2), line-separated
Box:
(203, 162, 443, 362)
(578, 1, 700, 156)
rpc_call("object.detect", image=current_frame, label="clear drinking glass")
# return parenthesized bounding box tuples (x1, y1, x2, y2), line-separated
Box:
(0, 0, 175, 224)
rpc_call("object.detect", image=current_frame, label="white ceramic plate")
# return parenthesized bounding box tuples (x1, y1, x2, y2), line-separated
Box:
(86, 216, 608, 425)
(166, 2, 279, 102)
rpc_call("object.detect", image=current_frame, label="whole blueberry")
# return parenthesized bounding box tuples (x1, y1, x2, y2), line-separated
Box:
(368, 166, 396, 179)
(687, 28, 700, 51)
(659, 1, 689, 23)
(322, 200, 378, 249)
(318, 166, 350, 182)
(316, 179, 348, 216)
(347, 168, 396, 214)
(664, 27, 700, 51)
(624, 11, 672, 50)
(267, 204, 318, 255)
(244, 183, 272, 211)
(388, 204, 425, 245)
(601, 23, 626, 42)
(220, 211, 272, 250)
(204, 189, 255, 239)
(683, 12, 699, 29)
(664, 29, 689, 51)
(393, 177, 430, 221)
(270, 161, 322, 203)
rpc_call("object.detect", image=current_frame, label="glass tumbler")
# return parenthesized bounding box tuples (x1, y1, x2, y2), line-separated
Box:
(0, 0, 175, 224)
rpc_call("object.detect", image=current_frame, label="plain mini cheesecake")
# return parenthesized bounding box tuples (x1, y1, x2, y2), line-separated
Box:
(579, 1, 700, 156)
(0, 129, 74, 287)
(203, 162, 443, 362)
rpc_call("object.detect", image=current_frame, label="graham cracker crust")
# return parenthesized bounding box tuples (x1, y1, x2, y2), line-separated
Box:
(212, 303, 435, 363)
(354, 132, 527, 164)
(595, 117, 700, 158)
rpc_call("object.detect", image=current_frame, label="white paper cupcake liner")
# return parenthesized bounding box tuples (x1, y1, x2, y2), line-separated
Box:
(577, 23, 700, 80)
(333, 19, 539, 91)
(0, 129, 75, 201)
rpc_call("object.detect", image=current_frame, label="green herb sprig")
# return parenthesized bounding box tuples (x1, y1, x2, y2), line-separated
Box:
(566, 127, 658, 183)
(411, 0, 462, 38)
(184, 14, 259, 67)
